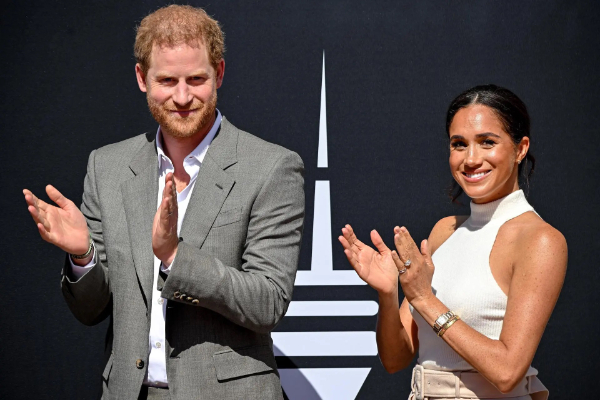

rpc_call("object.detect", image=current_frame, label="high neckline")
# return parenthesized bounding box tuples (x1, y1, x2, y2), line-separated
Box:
(469, 190, 532, 227)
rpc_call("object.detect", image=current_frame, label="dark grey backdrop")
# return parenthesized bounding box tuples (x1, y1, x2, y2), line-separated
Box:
(1, 0, 598, 398)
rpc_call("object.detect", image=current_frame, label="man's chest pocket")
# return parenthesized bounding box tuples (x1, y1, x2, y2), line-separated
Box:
(212, 206, 243, 227)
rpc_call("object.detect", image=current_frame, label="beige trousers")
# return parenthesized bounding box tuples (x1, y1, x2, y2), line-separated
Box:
(408, 365, 549, 400)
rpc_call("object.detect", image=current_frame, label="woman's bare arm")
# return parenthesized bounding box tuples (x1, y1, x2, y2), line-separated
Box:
(339, 226, 417, 372)
(395, 222, 567, 392)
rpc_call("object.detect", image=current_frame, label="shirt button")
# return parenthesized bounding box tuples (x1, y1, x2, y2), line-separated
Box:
(136, 359, 145, 369)
(157, 298, 164, 305)
(156, 342, 162, 349)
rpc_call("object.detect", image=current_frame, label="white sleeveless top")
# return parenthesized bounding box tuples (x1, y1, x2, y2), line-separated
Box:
(411, 190, 537, 371)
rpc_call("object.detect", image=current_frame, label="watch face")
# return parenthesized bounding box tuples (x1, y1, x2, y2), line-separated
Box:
(434, 312, 453, 330)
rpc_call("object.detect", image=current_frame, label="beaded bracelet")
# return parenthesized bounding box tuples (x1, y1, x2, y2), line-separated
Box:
(70, 236, 94, 260)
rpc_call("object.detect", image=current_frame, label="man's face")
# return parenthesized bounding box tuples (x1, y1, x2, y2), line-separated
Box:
(135, 42, 225, 139)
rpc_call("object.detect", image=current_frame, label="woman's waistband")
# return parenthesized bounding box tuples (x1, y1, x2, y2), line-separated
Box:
(409, 364, 549, 400)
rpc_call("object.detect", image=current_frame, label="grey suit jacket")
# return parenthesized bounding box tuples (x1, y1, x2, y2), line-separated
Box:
(61, 117, 305, 400)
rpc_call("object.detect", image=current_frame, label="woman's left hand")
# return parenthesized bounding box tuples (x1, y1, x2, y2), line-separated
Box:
(391, 226, 435, 306)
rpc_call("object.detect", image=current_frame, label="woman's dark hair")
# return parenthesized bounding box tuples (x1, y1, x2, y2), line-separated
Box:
(446, 84, 535, 202)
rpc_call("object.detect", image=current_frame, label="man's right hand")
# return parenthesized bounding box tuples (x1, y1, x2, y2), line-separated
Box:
(23, 185, 90, 264)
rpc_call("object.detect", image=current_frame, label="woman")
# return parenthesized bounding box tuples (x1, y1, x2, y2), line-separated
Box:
(339, 85, 567, 400)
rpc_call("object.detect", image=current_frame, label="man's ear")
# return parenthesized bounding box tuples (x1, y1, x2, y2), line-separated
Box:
(135, 64, 148, 92)
(215, 59, 225, 89)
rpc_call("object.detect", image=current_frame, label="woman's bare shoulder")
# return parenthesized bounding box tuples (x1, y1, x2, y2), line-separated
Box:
(509, 212, 567, 253)
(506, 212, 567, 250)
(428, 215, 469, 255)
(504, 212, 568, 274)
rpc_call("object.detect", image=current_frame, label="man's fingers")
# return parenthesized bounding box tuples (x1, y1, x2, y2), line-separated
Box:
(46, 185, 71, 209)
(160, 197, 171, 220)
(27, 205, 43, 225)
(170, 173, 177, 198)
(370, 229, 390, 254)
(37, 222, 52, 238)
(24, 190, 40, 210)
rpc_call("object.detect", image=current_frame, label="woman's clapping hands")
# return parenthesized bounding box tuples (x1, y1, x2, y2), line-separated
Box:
(339, 224, 435, 304)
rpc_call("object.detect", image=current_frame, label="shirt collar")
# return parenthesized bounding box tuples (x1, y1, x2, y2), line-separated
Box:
(155, 109, 222, 170)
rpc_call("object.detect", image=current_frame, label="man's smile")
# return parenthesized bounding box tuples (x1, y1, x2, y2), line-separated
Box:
(169, 109, 199, 116)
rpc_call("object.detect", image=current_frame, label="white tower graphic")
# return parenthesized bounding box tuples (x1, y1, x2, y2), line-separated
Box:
(273, 52, 378, 400)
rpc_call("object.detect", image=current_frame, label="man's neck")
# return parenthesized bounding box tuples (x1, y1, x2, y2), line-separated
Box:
(161, 113, 216, 177)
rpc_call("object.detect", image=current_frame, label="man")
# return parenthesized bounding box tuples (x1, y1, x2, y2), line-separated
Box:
(23, 5, 304, 400)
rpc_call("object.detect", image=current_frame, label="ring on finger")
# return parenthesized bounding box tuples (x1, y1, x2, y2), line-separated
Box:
(404, 259, 411, 267)
(398, 267, 407, 274)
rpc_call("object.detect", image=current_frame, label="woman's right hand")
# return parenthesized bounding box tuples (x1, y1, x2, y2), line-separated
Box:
(339, 224, 399, 295)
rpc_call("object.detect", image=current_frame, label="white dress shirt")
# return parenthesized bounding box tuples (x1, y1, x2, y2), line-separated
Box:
(70, 110, 222, 387)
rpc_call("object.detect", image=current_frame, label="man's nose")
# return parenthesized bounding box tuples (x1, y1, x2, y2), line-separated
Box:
(172, 81, 192, 106)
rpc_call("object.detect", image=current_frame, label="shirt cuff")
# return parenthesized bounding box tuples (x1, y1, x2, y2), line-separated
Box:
(68, 249, 97, 281)
(160, 261, 172, 275)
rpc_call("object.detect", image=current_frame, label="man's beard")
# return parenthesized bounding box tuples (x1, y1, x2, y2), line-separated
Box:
(147, 91, 217, 139)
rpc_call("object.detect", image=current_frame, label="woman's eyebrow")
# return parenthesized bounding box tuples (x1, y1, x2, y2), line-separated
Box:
(449, 135, 465, 140)
(475, 132, 502, 139)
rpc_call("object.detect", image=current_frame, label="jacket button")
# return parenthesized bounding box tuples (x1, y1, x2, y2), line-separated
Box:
(173, 291, 181, 299)
(191, 299, 199, 305)
(136, 359, 145, 369)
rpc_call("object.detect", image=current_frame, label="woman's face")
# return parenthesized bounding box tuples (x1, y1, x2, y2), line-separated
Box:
(448, 104, 529, 204)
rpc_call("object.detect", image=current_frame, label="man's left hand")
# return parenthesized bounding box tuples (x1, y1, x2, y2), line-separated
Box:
(153, 172, 179, 266)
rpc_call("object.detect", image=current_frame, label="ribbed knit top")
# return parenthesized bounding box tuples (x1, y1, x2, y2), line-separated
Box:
(411, 190, 537, 371)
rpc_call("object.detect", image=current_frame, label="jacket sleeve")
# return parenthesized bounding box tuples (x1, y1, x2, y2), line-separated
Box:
(161, 151, 305, 333)
(61, 149, 112, 326)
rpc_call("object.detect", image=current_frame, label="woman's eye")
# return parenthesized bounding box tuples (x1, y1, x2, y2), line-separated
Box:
(481, 139, 496, 147)
(451, 141, 466, 149)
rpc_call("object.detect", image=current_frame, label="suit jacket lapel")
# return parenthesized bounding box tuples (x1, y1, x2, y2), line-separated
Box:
(121, 133, 158, 307)
(180, 117, 238, 249)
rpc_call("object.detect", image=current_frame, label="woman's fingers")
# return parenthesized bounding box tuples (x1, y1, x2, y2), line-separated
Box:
(339, 236, 363, 276)
(342, 224, 364, 251)
(420, 239, 435, 273)
(342, 224, 357, 244)
(420, 239, 430, 258)
(394, 228, 411, 262)
(338, 235, 352, 252)
(399, 227, 421, 254)
(391, 250, 405, 271)
(343, 249, 361, 271)
(370, 229, 391, 254)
